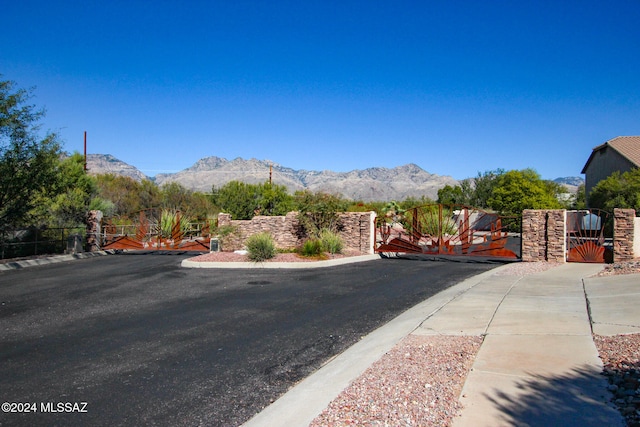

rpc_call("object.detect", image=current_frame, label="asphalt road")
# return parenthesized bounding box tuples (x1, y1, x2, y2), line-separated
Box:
(0, 252, 498, 426)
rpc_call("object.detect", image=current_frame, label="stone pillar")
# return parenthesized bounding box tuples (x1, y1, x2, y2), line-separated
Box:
(521, 209, 566, 262)
(522, 210, 546, 262)
(613, 208, 636, 262)
(85, 210, 103, 252)
(546, 210, 567, 263)
(361, 211, 376, 254)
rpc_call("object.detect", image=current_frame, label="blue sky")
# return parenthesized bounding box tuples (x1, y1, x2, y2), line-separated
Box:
(3, 1, 639, 180)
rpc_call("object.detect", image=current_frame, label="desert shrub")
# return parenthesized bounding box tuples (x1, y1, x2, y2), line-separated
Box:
(293, 190, 347, 237)
(319, 229, 343, 254)
(299, 239, 323, 257)
(245, 232, 277, 262)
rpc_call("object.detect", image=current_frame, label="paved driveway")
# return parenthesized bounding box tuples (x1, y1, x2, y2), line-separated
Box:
(0, 252, 497, 426)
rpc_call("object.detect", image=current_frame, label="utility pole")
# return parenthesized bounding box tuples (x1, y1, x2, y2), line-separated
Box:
(269, 163, 273, 185)
(83, 131, 88, 172)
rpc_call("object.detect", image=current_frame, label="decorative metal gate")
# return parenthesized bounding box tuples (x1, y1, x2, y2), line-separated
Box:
(375, 204, 521, 260)
(566, 209, 612, 263)
(101, 209, 212, 251)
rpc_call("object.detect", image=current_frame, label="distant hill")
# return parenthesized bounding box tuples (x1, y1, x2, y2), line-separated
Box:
(553, 176, 584, 193)
(86, 154, 458, 201)
(553, 176, 584, 187)
(86, 154, 148, 181)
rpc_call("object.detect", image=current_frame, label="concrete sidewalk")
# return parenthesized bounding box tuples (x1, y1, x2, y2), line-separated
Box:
(243, 262, 637, 427)
(449, 263, 626, 427)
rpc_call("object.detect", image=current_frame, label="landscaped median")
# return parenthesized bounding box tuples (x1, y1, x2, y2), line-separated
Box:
(181, 250, 381, 269)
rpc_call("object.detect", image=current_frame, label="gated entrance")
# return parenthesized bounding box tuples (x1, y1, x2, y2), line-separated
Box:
(375, 204, 521, 260)
(101, 209, 211, 251)
(566, 209, 612, 263)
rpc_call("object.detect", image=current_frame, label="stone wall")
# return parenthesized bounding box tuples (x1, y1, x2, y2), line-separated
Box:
(216, 211, 376, 254)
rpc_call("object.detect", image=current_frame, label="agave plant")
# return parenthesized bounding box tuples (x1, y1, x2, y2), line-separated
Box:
(159, 209, 191, 240)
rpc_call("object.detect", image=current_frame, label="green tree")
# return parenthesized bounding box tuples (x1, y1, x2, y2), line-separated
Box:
(137, 179, 162, 212)
(258, 182, 293, 215)
(436, 171, 503, 207)
(30, 153, 97, 226)
(94, 175, 215, 221)
(0, 78, 63, 228)
(437, 184, 465, 205)
(572, 184, 587, 210)
(94, 174, 160, 216)
(211, 181, 260, 220)
(293, 190, 349, 237)
(588, 169, 640, 212)
(211, 180, 293, 219)
(469, 169, 503, 208)
(160, 182, 192, 211)
(488, 169, 563, 215)
(159, 182, 216, 220)
(399, 195, 434, 210)
(187, 191, 218, 220)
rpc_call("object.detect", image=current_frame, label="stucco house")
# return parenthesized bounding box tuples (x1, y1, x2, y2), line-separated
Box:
(581, 136, 640, 202)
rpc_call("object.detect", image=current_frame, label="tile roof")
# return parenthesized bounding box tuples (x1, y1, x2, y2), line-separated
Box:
(581, 136, 640, 173)
(607, 136, 640, 167)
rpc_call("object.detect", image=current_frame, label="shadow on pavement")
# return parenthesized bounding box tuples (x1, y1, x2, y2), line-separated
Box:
(383, 253, 516, 264)
(484, 365, 623, 427)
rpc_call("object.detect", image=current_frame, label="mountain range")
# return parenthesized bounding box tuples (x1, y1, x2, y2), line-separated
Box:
(86, 154, 583, 201)
(87, 154, 458, 201)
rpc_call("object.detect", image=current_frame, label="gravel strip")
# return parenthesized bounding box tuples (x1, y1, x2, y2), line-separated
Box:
(493, 260, 563, 276)
(597, 260, 640, 276)
(594, 334, 640, 426)
(310, 335, 482, 427)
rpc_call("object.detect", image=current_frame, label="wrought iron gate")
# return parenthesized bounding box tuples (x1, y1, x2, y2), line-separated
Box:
(566, 209, 612, 263)
(375, 204, 521, 260)
(101, 209, 211, 251)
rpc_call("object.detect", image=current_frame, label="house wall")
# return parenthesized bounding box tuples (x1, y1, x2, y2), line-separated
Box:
(584, 146, 637, 202)
(217, 211, 376, 254)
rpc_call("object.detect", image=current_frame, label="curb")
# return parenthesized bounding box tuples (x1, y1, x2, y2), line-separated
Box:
(181, 254, 381, 269)
(0, 251, 113, 271)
